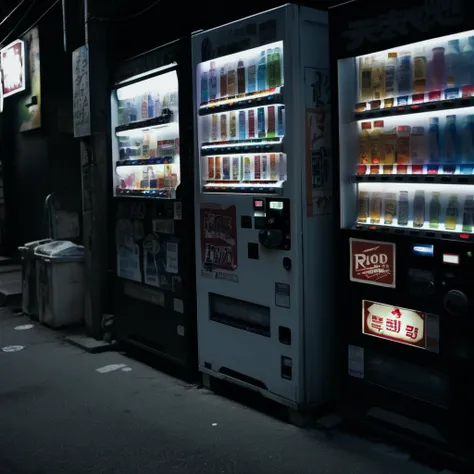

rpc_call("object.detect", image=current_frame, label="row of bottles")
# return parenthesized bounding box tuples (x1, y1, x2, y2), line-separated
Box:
(204, 153, 286, 182)
(200, 47, 283, 103)
(359, 114, 474, 165)
(204, 105, 285, 143)
(117, 164, 179, 191)
(358, 35, 474, 104)
(357, 190, 474, 232)
(117, 92, 178, 126)
(118, 135, 179, 161)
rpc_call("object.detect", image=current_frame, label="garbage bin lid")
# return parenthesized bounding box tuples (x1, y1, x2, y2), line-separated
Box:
(34, 240, 84, 259)
(23, 238, 53, 250)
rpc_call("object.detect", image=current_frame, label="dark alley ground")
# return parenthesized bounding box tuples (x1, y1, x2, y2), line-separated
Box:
(0, 307, 457, 474)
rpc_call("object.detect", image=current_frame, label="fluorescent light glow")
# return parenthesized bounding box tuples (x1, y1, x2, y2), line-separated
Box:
(199, 88, 282, 109)
(202, 138, 282, 150)
(358, 182, 474, 193)
(115, 62, 177, 86)
(357, 29, 474, 63)
(116, 121, 179, 138)
(117, 70, 178, 101)
(204, 181, 284, 188)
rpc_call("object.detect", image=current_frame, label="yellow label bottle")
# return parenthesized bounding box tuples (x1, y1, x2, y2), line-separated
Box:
(359, 122, 372, 164)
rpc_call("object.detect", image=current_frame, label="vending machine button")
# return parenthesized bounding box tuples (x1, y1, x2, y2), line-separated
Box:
(443, 289, 469, 316)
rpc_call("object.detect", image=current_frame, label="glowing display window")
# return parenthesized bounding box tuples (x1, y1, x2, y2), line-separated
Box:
(269, 201, 284, 210)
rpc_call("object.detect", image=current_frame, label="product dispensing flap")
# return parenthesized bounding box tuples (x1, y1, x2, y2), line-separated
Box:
(34, 240, 84, 259)
(23, 238, 52, 250)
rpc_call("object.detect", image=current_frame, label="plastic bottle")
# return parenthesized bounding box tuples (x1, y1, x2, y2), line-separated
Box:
(398, 191, 409, 226)
(247, 58, 257, 93)
(141, 95, 148, 120)
(461, 36, 474, 86)
(444, 115, 458, 162)
(384, 193, 397, 225)
(147, 93, 154, 118)
(359, 122, 372, 164)
(445, 39, 462, 88)
(413, 48, 427, 94)
(239, 111, 246, 139)
(428, 117, 441, 163)
(430, 47, 446, 91)
(229, 111, 237, 138)
(277, 106, 285, 136)
(237, 59, 246, 94)
(359, 56, 373, 102)
(273, 47, 282, 87)
(267, 49, 275, 88)
(209, 61, 217, 100)
(413, 190, 425, 228)
(201, 70, 209, 103)
(371, 55, 385, 100)
(385, 52, 397, 98)
(370, 192, 382, 224)
(396, 126, 411, 165)
(462, 114, 474, 163)
(154, 93, 161, 118)
(429, 192, 441, 228)
(445, 194, 459, 230)
(257, 51, 267, 91)
(357, 191, 369, 222)
(462, 195, 474, 232)
(227, 63, 236, 97)
(370, 120, 384, 164)
(410, 126, 426, 164)
(220, 66, 228, 98)
(397, 51, 413, 96)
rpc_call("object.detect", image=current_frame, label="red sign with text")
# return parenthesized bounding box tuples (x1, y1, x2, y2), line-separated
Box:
(362, 300, 429, 350)
(350, 238, 396, 288)
(1, 39, 25, 98)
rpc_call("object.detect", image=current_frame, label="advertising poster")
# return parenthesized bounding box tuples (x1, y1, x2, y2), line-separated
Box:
(72, 45, 91, 137)
(143, 234, 178, 290)
(350, 238, 396, 288)
(0, 39, 25, 98)
(362, 300, 439, 352)
(200, 204, 238, 274)
(305, 67, 332, 217)
(18, 27, 41, 131)
(116, 219, 141, 282)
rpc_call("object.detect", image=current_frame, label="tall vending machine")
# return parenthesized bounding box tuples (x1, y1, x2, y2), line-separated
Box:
(331, 0, 474, 463)
(192, 5, 334, 411)
(111, 39, 197, 381)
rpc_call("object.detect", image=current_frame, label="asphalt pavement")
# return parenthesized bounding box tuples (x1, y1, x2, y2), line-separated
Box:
(0, 308, 451, 474)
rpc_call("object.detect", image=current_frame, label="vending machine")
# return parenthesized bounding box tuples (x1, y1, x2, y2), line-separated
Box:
(331, 0, 474, 463)
(192, 5, 334, 411)
(111, 39, 197, 381)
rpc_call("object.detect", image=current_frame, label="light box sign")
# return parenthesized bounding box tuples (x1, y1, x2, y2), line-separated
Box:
(1, 39, 26, 98)
(350, 238, 396, 288)
(362, 300, 439, 352)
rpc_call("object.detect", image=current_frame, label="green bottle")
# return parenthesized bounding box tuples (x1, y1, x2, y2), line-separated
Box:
(462, 196, 474, 232)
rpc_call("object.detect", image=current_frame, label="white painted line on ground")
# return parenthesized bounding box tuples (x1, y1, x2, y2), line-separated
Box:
(14, 324, 34, 331)
(121, 367, 132, 372)
(2, 345, 25, 352)
(212, 423, 217, 426)
(95, 364, 127, 373)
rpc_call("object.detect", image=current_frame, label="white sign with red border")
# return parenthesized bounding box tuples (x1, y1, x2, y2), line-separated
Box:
(0, 39, 25, 98)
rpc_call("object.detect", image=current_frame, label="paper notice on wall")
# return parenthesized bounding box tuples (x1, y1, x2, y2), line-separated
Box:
(348, 345, 364, 379)
(166, 242, 178, 273)
(116, 219, 141, 282)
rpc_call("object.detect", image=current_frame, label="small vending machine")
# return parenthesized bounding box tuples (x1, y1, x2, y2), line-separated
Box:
(331, 0, 474, 462)
(111, 39, 197, 380)
(192, 4, 334, 410)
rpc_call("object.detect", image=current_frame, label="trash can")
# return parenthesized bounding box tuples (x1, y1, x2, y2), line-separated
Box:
(18, 238, 52, 319)
(34, 241, 85, 328)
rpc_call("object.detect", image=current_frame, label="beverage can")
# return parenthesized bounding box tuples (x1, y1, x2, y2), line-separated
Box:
(243, 157, 252, 180)
(270, 154, 278, 180)
(258, 107, 266, 138)
(254, 155, 261, 179)
(207, 157, 215, 180)
(215, 157, 222, 179)
(222, 157, 230, 179)
(220, 114, 227, 141)
(248, 110, 255, 138)
(232, 156, 240, 180)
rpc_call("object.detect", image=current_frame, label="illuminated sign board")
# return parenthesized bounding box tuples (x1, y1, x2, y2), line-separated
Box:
(1, 39, 25, 98)
(362, 300, 439, 352)
(412, 244, 434, 256)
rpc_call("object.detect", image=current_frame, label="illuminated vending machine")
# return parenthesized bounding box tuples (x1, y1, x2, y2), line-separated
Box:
(331, 0, 474, 463)
(111, 39, 197, 380)
(192, 5, 334, 412)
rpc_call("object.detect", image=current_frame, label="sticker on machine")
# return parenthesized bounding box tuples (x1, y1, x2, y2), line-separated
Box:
(350, 238, 396, 288)
(362, 300, 440, 353)
(200, 204, 238, 275)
